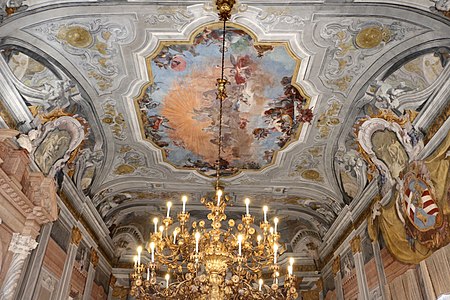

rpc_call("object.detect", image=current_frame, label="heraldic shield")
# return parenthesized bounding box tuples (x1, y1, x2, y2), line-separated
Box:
(400, 165, 445, 248)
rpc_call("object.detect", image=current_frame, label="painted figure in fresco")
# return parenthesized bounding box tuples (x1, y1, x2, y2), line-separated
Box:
(34, 129, 71, 175)
(372, 130, 409, 179)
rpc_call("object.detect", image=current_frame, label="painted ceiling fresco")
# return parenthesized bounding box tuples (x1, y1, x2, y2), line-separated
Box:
(6, 51, 60, 91)
(384, 51, 446, 92)
(137, 25, 311, 176)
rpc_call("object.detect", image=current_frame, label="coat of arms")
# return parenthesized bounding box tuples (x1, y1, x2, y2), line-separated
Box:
(398, 163, 446, 248)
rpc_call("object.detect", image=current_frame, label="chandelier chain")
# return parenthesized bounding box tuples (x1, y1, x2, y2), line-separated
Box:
(216, 18, 227, 190)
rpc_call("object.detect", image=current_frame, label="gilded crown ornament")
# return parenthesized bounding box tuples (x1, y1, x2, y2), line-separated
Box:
(130, 1, 298, 299)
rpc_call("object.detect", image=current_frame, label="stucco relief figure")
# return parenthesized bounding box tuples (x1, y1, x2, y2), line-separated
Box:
(335, 149, 368, 199)
(34, 129, 71, 175)
(431, 0, 450, 16)
(373, 80, 414, 112)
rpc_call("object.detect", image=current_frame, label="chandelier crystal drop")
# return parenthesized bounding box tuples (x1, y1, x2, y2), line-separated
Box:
(130, 1, 298, 299)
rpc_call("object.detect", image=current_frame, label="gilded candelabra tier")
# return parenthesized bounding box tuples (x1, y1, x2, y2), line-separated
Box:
(130, 192, 298, 300)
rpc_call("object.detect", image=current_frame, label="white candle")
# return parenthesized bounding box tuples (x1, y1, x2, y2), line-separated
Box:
(137, 246, 142, 266)
(216, 189, 223, 206)
(153, 217, 158, 233)
(288, 265, 293, 276)
(133, 255, 138, 267)
(289, 257, 294, 267)
(237, 234, 243, 256)
(259, 279, 263, 291)
(182, 195, 187, 213)
(274, 217, 279, 234)
(263, 206, 268, 223)
(275, 272, 279, 285)
(150, 242, 155, 263)
(165, 273, 170, 288)
(273, 244, 278, 264)
(257, 235, 262, 244)
(166, 201, 172, 218)
(269, 227, 274, 235)
(173, 230, 178, 244)
(159, 225, 164, 233)
(245, 198, 250, 216)
(195, 231, 201, 253)
(147, 268, 150, 280)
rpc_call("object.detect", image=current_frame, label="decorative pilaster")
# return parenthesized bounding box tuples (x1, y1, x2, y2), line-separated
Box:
(107, 275, 116, 300)
(82, 248, 99, 300)
(332, 255, 344, 300)
(418, 261, 436, 300)
(350, 236, 370, 300)
(317, 278, 324, 300)
(53, 226, 82, 300)
(371, 240, 389, 300)
(0, 233, 38, 300)
(14, 222, 53, 300)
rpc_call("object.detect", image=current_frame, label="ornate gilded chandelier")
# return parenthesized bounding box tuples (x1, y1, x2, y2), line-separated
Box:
(130, 1, 298, 299)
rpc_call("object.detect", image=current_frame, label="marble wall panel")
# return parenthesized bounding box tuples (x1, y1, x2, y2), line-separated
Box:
(42, 238, 67, 279)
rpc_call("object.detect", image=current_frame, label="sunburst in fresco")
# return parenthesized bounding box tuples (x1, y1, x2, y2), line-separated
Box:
(136, 25, 312, 176)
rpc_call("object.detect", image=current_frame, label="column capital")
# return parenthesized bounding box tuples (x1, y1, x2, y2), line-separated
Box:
(8, 233, 38, 256)
(316, 278, 323, 290)
(350, 235, 361, 254)
(90, 248, 99, 268)
(109, 275, 117, 287)
(332, 255, 341, 276)
(71, 226, 82, 246)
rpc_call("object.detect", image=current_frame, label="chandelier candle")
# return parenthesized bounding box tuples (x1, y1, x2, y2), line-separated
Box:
(149, 242, 155, 263)
(263, 205, 268, 223)
(274, 217, 279, 234)
(166, 201, 172, 218)
(137, 246, 142, 266)
(216, 189, 222, 206)
(245, 198, 250, 216)
(182, 195, 187, 213)
(153, 217, 158, 234)
(165, 274, 170, 289)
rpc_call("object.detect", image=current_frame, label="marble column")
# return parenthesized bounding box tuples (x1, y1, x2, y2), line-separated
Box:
(53, 226, 82, 300)
(371, 240, 388, 300)
(0, 233, 38, 300)
(15, 223, 53, 300)
(351, 236, 370, 300)
(332, 255, 344, 300)
(82, 248, 99, 300)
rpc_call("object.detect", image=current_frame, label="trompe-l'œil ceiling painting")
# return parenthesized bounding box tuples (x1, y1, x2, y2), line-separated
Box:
(137, 25, 312, 176)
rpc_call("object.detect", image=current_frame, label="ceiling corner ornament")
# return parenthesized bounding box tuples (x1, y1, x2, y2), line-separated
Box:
(129, 2, 299, 299)
(319, 19, 424, 94)
(23, 16, 135, 95)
